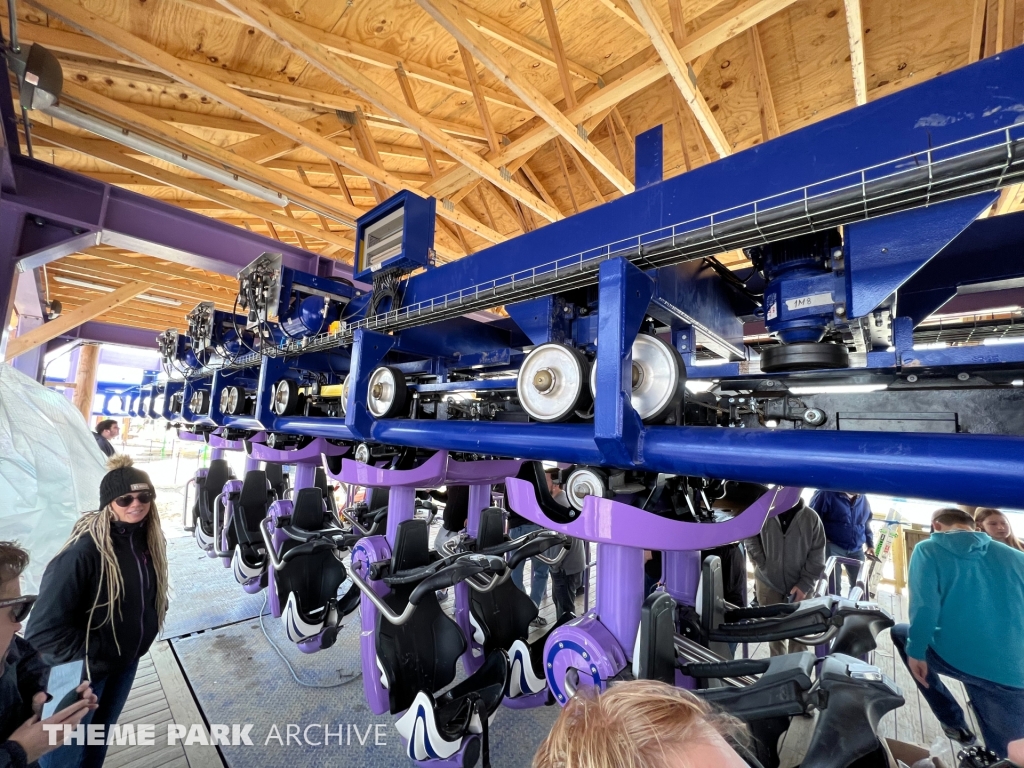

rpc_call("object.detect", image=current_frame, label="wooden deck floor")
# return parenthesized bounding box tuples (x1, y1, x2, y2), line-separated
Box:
(106, 642, 223, 768)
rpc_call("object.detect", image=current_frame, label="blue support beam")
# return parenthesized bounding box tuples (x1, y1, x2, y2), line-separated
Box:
(396, 47, 1024, 309)
(594, 258, 653, 465)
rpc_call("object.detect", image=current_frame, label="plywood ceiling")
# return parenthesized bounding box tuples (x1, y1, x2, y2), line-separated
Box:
(4, 0, 1023, 333)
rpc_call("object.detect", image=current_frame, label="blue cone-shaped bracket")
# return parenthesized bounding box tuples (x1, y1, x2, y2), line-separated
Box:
(844, 192, 997, 318)
(594, 257, 655, 466)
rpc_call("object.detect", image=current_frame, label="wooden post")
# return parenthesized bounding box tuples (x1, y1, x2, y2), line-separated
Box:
(71, 344, 100, 424)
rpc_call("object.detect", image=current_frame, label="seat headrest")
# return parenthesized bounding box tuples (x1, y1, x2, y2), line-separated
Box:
(292, 487, 325, 530)
(366, 486, 389, 513)
(443, 485, 469, 531)
(391, 519, 430, 573)
(476, 507, 505, 549)
(206, 459, 232, 495)
(314, 467, 330, 497)
(265, 462, 284, 485)
(239, 470, 268, 509)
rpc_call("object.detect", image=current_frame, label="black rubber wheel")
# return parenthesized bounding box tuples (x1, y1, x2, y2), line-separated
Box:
(760, 342, 849, 372)
(272, 379, 299, 416)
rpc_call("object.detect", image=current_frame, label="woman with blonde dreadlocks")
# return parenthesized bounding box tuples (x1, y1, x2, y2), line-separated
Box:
(26, 455, 168, 768)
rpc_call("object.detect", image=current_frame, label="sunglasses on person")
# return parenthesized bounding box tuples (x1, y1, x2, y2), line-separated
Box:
(113, 492, 153, 508)
(0, 595, 37, 623)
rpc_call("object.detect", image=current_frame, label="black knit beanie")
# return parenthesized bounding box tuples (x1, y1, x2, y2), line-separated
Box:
(99, 454, 156, 510)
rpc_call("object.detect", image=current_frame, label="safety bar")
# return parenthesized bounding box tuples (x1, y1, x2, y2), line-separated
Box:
(338, 504, 383, 537)
(182, 477, 197, 532)
(259, 518, 349, 571)
(212, 495, 232, 558)
(813, 555, 867, 598)
(673, 634, 758, 687)
(348, 555, 503, 626)
(681, 658, 771, 679)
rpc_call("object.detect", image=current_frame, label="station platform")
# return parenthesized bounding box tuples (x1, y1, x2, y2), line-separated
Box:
(112, 528, 969, 768)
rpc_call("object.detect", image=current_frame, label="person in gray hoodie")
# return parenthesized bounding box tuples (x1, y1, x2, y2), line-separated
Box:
(744, 498, 826, 656)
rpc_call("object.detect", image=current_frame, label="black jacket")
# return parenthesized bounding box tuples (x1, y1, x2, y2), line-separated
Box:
(0, 636, 49, 768)
(93, 433, 115, 458)
(26, 519, 159, 680)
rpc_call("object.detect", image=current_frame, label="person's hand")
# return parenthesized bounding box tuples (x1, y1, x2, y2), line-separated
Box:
(30, 691, 47, 718)
(1008, 738, 1023, 764)
(9, 683, 97, 763)
(907, 657, 930, 688)
(790, 587, 806, 602)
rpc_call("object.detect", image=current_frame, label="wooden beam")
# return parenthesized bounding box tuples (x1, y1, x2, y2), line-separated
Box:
(448, 0, 602, 84)
(539, 0, 577, 110)
(627, 0, 731, 157)
(748, 26, 780, 140)
(350, 111, 389, 205)
(71, 343, 100, 422)
(567, 145, 606, 204)
(214, 0, 561, 224)
(554, 141, 580, 214)
(670, 91, 692, 171)
(605, 115, 628, 175)
(226, 113, 349, 164)
(416, 0, 634, 195)
(519, 163, 560, 213)
(329, 160, 356, 207)
(843, 0, 868, 106)
(173, 0, 530, 113)
(595, 0, 646, 35)
(993, 183, 1024, 216)
(7, 18, 497, 142)
(32, 122, 352, 253)
(395, 66, 441, 178)
(457, 44, 502, 153)
(669, 0, 688, 48)
(53, 258, 235, 305)
(61, 81, 364, 225)
(422, 0, 800, 200)
(970, 0, 987, 63)
(7, 281, 153, 358)
(80, 249, 239, 288)
(28, 0, 505, 246)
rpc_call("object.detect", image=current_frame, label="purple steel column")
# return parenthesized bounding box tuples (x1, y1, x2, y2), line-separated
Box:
(210, 447, 225, 462)
(386, 486, 416, 545)
(595, 543, 645, 659)
(243, 456, 260, 473)
(466, 484, 490, 538)
(663, 550, 702, 607)
(293, 462, 316, 490)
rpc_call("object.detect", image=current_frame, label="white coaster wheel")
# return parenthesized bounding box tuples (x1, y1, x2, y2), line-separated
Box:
(339, 373, 352, 416)
(220, 385, 245, 415)
(366, 365, 408, 418)
(565, 466, 609, 511)
(517, 343, 590, 422)
(589, 334, 685, 422)
(187, 390, 207, 415)
(271, 379, 298, 416)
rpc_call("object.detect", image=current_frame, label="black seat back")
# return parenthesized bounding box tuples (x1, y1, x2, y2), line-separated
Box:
(277, 488, 346, 620)
(469, 508, 538, 653)
(700, 555, 732, 661)
(197, 459, 232, 533)
(313, 467, 337, 515)
(638, 591, 678, 685)
(376, 519, 466, 714)
(291, 487, 329, 530)
(265, 463, 287, 499)
(234, 470, 269, 547)
(515, 462, 575, 525)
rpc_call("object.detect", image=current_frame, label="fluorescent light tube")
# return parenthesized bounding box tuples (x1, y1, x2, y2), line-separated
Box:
(52, 276, 182, 306)
(46, 104, 289, 208)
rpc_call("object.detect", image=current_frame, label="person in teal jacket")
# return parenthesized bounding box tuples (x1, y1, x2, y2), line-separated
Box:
(890, 507, 1024, 758)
